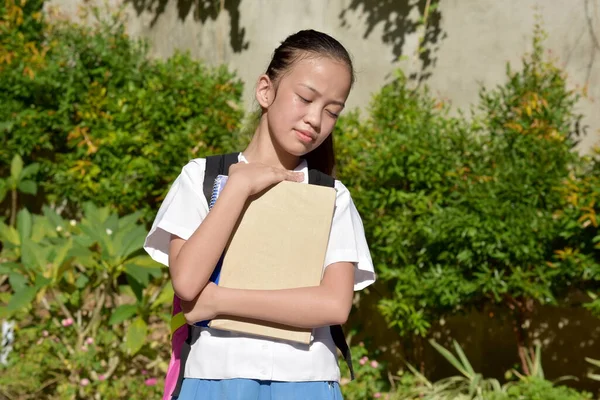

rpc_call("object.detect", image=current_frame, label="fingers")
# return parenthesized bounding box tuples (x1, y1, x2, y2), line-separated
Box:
(274, 168, 303, 183)
(285, 171, 304, 182)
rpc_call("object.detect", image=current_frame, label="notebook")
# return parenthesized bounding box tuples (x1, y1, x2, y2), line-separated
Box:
(206, 175, 337, 345)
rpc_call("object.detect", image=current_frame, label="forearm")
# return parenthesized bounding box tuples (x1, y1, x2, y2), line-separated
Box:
(215, 285, 351, 328)
(170, 184, 247, 301)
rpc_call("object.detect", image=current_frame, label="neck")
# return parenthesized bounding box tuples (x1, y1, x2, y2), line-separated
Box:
(243, 113, 300, 170)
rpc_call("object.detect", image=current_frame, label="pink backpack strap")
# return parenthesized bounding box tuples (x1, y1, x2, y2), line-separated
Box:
(163, 297, 187, 400)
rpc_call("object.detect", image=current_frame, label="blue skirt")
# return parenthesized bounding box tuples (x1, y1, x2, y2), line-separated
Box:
(178, 378, 344, 400)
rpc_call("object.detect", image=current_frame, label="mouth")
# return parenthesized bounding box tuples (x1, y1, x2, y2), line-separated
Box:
(295, 129, 316, 143)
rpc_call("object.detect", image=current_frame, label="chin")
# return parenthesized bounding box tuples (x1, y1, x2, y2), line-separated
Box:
(278, 137, 313, 157)
(289, 142, 315, 157)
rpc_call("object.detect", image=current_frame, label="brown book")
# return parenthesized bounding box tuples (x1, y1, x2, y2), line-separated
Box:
(208, 180, 336, 344)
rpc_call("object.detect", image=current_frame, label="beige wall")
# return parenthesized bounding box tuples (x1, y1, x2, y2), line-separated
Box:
(47, 0, 600, 153)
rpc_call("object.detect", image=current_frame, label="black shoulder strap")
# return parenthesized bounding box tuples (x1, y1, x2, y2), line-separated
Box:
(202, 152, 239, 204)
(172, 152, 240, 399)
(307, 170, 356, 381)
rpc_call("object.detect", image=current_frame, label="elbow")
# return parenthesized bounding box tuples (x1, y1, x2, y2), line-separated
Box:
(172, 280, 199, 302)
(329, 301, 351, 326)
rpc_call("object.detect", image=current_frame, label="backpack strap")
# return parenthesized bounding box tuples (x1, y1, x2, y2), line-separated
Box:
(202, 152, 240, 203)
(171, 152, 240, 399)
(307, 169, 356, 381)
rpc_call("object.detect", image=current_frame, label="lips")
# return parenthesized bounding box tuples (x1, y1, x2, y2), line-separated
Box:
(295, 129, 316, 143)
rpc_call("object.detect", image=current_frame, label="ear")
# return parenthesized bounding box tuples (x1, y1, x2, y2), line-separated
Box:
(255, 74, 274, 109)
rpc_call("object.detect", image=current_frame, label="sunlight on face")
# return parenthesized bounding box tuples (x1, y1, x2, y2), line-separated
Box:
(266, 56, 352, 156)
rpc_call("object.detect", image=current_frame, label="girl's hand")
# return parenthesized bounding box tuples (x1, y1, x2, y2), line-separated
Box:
(227, 162, 304, 197)
(181, 282, 220, 323)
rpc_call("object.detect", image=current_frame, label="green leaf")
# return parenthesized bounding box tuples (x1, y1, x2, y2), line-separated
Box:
(452, 340, 475, 376)
(18, 180, 37, 195)
(8, 273, 28, 291)
(114, 225, 147, 260)
(20, 163, 40, 179)
(586, 357, 600, 368)
(21, 237, 49, 272)
(125, 255, 161, 269)
(0, 262, 21, 274)
(75, 274, 89, 289)
(17, 208, 32, 243)
(429, 339, 470, 377)
(109, 304, 138, 325)
(117, 211, 143, 231)
(151, 284, 174, 310)
(124, 317, 147, 355)
(42, 206, 66, 232)
(4, 285, 37, 316)
(10, 154, 23, 181)
(50, 238, 73, 280)
(0, 179, 7, 203)
(125, 264, 150, 286)
(0, 221, 20, 246)
(128, 276, 144, 303)
(34, 273, 51, 290)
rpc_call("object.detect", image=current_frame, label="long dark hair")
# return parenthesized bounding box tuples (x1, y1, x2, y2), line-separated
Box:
(265, 30, 354, 177)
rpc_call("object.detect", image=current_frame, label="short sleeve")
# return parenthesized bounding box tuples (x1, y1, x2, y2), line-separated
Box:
(324, 181, 376, 291)
(143, 159, 209, 267)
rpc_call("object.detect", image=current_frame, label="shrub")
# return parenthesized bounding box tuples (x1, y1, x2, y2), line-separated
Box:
(0, 204, 170, 398)
(335, 21, 595, 372)
(0, 3, 245, 221)
(339, 342, 389, 400)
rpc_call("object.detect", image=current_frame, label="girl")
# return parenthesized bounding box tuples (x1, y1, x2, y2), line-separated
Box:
(144, 29, 375, 400)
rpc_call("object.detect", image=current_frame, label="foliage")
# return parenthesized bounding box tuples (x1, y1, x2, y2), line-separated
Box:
(552, 147, 600, 316)
(0, 203, 171, 398)
(339, 342, 389, 400)
(336, 20, 597, 371)
(486, 378, 592, 400)
(0, 2, 245, 221)
(586, 357, 600, 382)
(388, 340, 591, 400)
(0, 154, 39, 226)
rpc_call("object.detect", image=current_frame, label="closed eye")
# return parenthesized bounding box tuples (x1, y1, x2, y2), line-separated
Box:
(327, 110, 340, 118)
(298, 95, 311, 103)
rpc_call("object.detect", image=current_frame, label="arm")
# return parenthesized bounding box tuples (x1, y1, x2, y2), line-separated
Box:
(181, 262, 355, 328)
(169, 163, 304, 301)
(168, 182, 248, 301)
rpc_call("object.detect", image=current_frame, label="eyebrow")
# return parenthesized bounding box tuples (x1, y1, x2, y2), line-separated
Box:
(300, 84, 346, 107)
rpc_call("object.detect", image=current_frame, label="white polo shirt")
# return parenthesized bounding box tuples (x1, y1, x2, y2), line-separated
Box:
(144, 154, 375, 382)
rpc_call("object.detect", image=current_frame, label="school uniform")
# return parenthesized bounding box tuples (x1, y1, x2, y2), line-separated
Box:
(144, 153, 375, 400)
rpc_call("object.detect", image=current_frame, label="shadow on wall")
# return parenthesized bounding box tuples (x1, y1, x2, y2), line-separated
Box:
(126, 0, 249, 52)
(339, 0, 446, 83)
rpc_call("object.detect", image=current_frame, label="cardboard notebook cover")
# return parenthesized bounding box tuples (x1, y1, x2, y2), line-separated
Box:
(208, 180, 336, 345)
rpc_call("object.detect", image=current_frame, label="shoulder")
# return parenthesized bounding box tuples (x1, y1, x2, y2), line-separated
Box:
(333, 179, 352, 202)
(178, 158, 207, 183)
(181, 157, 207, 174)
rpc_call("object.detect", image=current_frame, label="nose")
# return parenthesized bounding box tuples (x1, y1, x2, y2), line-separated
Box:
(303, 104, 321, 133)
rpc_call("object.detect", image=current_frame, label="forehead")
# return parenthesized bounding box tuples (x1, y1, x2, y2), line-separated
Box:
(281, 56, 352, 100)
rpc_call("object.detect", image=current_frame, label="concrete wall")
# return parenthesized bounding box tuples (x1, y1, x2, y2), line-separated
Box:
(48, 0, 600, 152)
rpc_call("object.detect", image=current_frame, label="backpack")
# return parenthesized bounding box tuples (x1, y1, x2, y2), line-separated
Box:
(163, 153, 355, 400)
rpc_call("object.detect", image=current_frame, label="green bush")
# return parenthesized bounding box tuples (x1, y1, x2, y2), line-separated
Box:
(386, 340, 593, 400)
(488, 379, 592, 400)
(0, 204, 169, 398)
(0, 3, 245, 221)
(335, 22, 598, 372)
(339, 342, 389, 400)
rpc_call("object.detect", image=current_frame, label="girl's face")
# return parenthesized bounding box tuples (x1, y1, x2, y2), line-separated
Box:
(257, 56, 352, 157)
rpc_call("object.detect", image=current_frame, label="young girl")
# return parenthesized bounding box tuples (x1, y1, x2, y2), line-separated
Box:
(144, 29, 375, 400)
